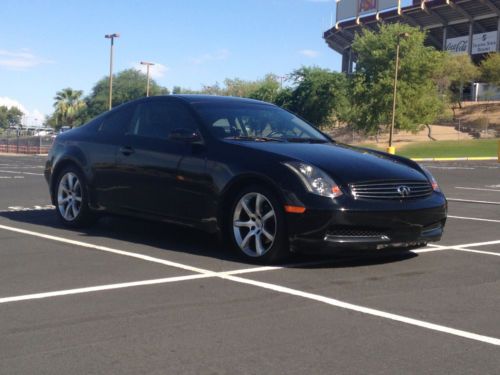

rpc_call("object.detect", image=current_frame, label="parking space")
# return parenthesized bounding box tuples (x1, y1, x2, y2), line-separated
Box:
(0, 231, 191, 297)
(0, 155, 50, 209)
(0, 155, 499, 374)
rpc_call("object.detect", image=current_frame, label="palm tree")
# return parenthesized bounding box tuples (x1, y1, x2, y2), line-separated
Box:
(53, 88, 86, 127)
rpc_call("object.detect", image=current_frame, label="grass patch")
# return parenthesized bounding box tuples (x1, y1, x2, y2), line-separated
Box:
(354, 139, 499, 158)
(396, 139, 498, 158)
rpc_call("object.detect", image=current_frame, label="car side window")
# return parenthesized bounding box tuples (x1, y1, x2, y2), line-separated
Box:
(130, 101, 198, 140)
(98, 104, 135, 137)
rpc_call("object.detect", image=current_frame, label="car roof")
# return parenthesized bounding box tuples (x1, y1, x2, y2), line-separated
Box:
(172, 95, 274, 106)
(108, 95, 276, 115)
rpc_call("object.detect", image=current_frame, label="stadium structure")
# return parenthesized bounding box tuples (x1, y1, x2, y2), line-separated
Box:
(325, 0, 500, 75)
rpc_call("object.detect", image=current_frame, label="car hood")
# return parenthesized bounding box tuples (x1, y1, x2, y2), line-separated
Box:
(229, 141, 426, 184)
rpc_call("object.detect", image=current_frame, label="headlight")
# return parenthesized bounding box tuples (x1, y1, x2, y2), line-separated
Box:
(284, 162, 343, 198)
(421, 167, 441, 192)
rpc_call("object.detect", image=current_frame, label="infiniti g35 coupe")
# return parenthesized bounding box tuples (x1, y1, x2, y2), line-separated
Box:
(45, 95, 447, 263)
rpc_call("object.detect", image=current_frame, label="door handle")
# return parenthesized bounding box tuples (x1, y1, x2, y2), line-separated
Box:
(119, 146, 134, 156)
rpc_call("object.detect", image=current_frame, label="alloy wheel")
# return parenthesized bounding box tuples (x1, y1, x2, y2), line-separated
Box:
(232, 192, 277, 257)
(57, 172, 82, 221)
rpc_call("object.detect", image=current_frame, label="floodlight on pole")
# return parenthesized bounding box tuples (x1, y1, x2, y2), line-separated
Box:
(388, 32, 410, 155)
(105, 33, 120, 110)
(140, 61, 155, 97)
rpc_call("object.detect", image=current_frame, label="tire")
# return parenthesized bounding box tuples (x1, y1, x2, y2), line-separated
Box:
(227, 185, 289, 264)
(54, 165, 96, 228)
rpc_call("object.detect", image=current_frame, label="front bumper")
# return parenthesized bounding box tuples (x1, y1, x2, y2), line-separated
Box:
(286, 195, 447, 253)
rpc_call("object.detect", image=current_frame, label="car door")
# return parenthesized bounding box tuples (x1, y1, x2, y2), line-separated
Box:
(90, 103, 136, 210)
(114, 98, 196, 219)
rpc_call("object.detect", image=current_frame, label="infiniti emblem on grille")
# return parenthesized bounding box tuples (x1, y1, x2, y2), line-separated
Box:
(397, 185, 411, 197)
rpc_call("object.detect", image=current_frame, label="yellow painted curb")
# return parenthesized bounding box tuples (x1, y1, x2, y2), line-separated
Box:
(411, 157, 496, 162)
(433, 157, 464, 161)
(468, 157, 497, 161)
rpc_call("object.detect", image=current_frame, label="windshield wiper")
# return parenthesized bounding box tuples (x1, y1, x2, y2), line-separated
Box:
(225, 136, 285, 142)
(286, 137, 331, 144)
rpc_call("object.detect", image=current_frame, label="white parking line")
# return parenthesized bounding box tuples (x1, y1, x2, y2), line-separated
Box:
(0, 223, 499, 346)
(454, 239, 500, 248)
(428, 240, 500, 250)
(452, 248, 500, 257)
(1, 205, 54, 213)
(221, 274, 500, 346)
(0, 250, 445, 305)
(412, 246, 448, 253)
(448, 215, 500, 224)
(0, 274, 211, 304)
(455, 187, 500, 193)
(447, 198, 500, 205)
(0, 170, 44, 176)
(0, 223, 216, 275)
(0, 164, 43, 169)
(427, 240, 500, 257)
(0, 265, 289, 305)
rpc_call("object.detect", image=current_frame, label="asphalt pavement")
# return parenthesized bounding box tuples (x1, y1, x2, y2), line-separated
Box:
(0, 154, 499, 374)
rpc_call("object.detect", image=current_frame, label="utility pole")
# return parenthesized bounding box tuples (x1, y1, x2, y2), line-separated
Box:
(388, 32, 410, 154)
(277, 75, 287, 90)
(105, 33, 120, 110)
(140, 61, 155, 97)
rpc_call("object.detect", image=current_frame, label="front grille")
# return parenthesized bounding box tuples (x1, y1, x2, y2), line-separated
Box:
(350, 180, 432, 200)
(328, 228, 385, 238)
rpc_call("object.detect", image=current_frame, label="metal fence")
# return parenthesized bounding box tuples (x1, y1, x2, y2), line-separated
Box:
(0, 136, 54, 154)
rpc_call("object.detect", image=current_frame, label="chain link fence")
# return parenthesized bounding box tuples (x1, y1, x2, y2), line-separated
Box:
(0, 135, 54, 154)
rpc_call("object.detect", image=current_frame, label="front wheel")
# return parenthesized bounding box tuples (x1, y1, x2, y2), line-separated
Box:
(55, 166, 95, 227)
(228, 186, 289, 263)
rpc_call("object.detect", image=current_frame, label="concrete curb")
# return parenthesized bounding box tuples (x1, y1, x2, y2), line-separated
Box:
(412, 157, 497, 162)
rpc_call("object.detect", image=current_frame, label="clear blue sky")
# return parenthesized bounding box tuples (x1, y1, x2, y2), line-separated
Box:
(0, 0, 345, 125)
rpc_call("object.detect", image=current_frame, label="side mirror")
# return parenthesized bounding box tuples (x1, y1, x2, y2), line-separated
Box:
(169, 128, 202, 143)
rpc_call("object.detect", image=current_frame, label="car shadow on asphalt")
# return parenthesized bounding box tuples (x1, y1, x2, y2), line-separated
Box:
(0, 209, 417, 269)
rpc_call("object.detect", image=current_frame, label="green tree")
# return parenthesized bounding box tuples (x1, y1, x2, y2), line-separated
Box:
(442, 54, 478, 108)
(200, 83, 223, 96)
(172, 86, 202, 94)
(350, 23, 444, 134)
(274, 87, 294, 109)
(480, 52, 500, 86)
(248, 74, 281, 103)
(52, 87, 87, 128)
(85, 69, 169, 119)
(224, 78, 258, 97)
(0, 106, 23, 129)
(285, 67, 349, 129)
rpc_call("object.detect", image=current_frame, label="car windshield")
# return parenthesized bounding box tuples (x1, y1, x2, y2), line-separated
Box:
(193, 103, 330, 142)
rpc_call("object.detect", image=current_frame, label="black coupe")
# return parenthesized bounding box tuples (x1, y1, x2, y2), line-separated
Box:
(45, 95, 447, 263)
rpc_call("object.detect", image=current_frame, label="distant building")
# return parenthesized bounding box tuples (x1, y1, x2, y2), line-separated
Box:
(325, 0, 500, 74)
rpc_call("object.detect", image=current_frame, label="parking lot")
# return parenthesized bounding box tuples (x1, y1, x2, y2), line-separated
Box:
(0, 154, 499, 374)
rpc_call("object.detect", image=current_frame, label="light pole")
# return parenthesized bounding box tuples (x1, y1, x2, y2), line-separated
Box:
(277, 75, 287, 90)
(105, 33, 120, 110)
(388, 32, 409, 155)
(140, 61, 155, 97)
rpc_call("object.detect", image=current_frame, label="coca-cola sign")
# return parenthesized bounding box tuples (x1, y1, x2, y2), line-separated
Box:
(446, 36, 469, 54)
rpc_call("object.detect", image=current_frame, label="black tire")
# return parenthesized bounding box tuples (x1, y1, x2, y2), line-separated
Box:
(54, 165, 96, 228)
(226, 185, 289, 264)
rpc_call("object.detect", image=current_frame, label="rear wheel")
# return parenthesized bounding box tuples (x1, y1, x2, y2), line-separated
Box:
(228, 185, 288, 263)
(55, 166, 95, 227)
